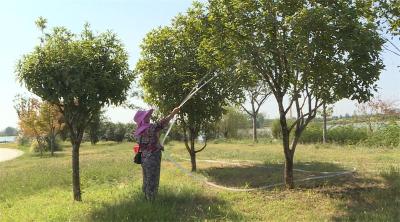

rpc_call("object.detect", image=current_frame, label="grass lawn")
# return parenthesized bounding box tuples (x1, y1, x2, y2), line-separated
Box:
(0, 141, 399, 221)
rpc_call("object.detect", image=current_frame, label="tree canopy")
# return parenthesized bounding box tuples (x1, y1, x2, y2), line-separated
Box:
(14, 95, 64, 155)
(16, 19, 134, 201)
(137, 4, 245, 171)
(205, 0, 385, 188)
(0, 127, 18, 137)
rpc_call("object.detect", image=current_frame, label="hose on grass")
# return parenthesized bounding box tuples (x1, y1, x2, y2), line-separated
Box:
(166, 157, 357, 192)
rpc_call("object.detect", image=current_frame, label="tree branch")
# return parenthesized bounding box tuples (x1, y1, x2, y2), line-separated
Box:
(181, 117, 191, 154)
(195, 137, 207, 153)
(240, 104, 254, 116)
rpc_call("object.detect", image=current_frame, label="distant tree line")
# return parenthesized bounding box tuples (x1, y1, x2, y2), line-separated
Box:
(83, 118, 136, 144)
(58, 114, 136, 144)
(163, 106, 267, 141)
(14, 96, 137, 153)
(0, 127, 18, 137)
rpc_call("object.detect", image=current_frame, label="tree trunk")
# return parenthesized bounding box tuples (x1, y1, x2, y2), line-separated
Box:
(190, 131, 197, 172)
(50, 133, 55, 156)
(252, 115, 258, 143)
(70, 128, 83, 201)
(36, 137, 43, 157)
(190, 151, 196, 172)
(282, 133, 294, 189)
(322, 103, 327, 144)
(72, 140, 82, 201)
(368, 117, 373, 133)
(284, 154, 294, 189)
(279, 105, 295, 189)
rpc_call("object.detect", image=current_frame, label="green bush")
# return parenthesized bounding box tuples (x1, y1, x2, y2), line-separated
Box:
(272, 119, 321, 143)
(364, 123, 400, 148)
(30, 137, 62, 153)
(29, 140, 45, 153)
(299, 123, 399, 146)
(271, 119, 295, 139)
(16, 134, 30, 146)
(272, 119, 374, 145)
(271, 119, 281, 139)
(299, 123, 323, 143)
(327, 125, 368, 145)
(47, 137, 62, 151)
(218, 107, 250, 139)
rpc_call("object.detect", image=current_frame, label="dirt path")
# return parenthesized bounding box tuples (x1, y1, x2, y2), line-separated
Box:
(0, 148, 24, 162)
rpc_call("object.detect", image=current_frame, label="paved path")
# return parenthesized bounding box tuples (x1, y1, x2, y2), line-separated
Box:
(0, 148, 24, 162)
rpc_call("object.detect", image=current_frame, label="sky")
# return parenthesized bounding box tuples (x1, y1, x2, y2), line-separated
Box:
(0, 0, 399, 130)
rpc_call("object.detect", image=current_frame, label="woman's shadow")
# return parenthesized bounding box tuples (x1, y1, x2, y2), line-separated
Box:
(90, 188, 243, 221)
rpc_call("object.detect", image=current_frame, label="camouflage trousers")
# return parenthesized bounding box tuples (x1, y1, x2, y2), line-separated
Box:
(141, 150, 162, 201)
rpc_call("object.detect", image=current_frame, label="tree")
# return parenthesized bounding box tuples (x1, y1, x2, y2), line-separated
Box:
(256, 113, 265, 129)
(14, 96, 63, 156)
(3, 127, 18, 136)
(14, 96, 48, 155)
(318, 104, 334, 144)
(218, 107, 250, 139)
(357, 96, 399, 132)
(239, 81, 271, 142)
(39, 102, 64, 155)
(16, 19, 133, 201)
(114, 123, 128, 142)
(137, 4, 242, 171)
(369, 0, 400, 57)
(375, 0, 400, 36)
(86, 111, 104, 145)
(103, 121, 116, 141)
(206, 0, 384, 188)
(381, 0, 400, 36)
(124, 123, 136, 142)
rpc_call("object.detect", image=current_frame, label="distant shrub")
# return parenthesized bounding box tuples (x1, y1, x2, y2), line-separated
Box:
(272, 119, 373, 145)
(272, 120, 321, 143)
(218, 107, 250, 139)
(364, 122, 400, 148)
(327, 125, 368, 144)
(16, 134, 30, 146)
(271, 119, 281, 139)
(271, 119, 295, 139)
(310, 123, 399, 147)
(299, 123, 323, 143)
(29, 140, 45, 153)
(30, 137, 62, 153)
(47, 137, 62, 151)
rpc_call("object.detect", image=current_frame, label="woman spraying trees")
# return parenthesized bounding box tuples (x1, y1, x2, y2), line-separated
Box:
(134, 107, 180, 201)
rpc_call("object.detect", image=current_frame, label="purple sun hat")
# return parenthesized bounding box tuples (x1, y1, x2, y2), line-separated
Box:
(134, 109, 154, 136)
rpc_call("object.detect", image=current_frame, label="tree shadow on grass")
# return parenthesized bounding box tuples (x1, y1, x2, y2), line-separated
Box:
(29, 151, 68, 159)
(327, 167, 400, 221)
(199, 162, 353, 189)
(90, 189, 243, 221)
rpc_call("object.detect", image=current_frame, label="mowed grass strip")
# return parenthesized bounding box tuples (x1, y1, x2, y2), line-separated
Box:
(0, 141, 399, 221)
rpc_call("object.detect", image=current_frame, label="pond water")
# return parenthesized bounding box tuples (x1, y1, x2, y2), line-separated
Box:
(0, 136, 17, 143)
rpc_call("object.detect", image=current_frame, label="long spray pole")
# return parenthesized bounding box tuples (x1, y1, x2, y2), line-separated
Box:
(161, 73, 217, 145)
